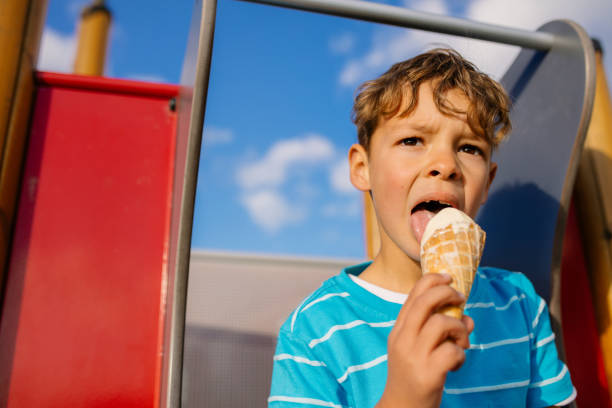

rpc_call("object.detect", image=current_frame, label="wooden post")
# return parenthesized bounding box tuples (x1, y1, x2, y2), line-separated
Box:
(74, 0, 112, 76)
(0, 0, 48, 290)
(364, 192, 380, 259)
(573, 39, 612, 399)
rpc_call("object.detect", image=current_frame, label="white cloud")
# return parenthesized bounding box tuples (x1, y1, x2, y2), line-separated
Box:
(324, 158, 362, 220)
(401, 0, 447, 14)
(237, 133, 335, 189)
(241, 190, 306, 233)
(203, 126, 234, 145)
(338, 24, 514, 87)
(329, 33, 356, 55)
(467, 0, 606, 30)
(236, 133, 336, 233)
(293, 182, 319, 199)
(463, 0, 612, 78)
(37, 27, 77, 73)
(330, 157, 357, 194)
(338, 0, 452, 86)
(337, 0, 612, 87)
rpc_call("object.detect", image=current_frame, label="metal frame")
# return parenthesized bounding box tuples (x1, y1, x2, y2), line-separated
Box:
(167, 0, 591, 406)
(238, 0, 556, 50)
(162, 0, 217, 407)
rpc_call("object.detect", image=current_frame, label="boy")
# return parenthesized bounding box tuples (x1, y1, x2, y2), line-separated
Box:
(268, 49, 576, 407)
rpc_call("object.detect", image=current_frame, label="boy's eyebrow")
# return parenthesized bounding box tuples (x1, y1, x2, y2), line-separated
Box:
(407, 122, 434, 132)
(462, 129, 487, 140)
(395, 121, 490, 144)
(394, 121, 437, 133)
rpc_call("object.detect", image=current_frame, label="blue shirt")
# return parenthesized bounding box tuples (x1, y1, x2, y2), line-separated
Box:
(269, 263, 575, 407)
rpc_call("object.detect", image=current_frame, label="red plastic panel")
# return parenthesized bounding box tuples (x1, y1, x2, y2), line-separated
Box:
(0, 73, 178, 407)
(561, 199, 611, 407)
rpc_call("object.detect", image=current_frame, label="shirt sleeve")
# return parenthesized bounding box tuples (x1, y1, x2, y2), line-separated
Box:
(516, 275, 576, 407)
(268, 328, 349, 408)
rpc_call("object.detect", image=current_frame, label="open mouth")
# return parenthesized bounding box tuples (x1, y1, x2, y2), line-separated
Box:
(411, 200, 453, 215)
(411, 200, 455, 244)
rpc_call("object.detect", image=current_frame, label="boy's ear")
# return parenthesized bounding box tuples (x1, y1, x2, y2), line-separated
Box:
(348, 144, 371, 192)
(481, 161, 498, 204)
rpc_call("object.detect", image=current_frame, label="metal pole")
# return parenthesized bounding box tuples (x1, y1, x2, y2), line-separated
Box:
(238, 0, 556, 50)
(162, 0, 217, 407)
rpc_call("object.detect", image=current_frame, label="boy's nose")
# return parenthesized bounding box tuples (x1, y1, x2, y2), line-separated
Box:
(425, 150, 462, 180)
(429, 168, 458, 179)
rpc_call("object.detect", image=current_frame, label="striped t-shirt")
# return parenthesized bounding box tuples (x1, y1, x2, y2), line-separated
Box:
(269, 262, 575, 407)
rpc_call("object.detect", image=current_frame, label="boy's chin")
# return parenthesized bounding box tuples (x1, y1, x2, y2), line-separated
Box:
(378, 228, 421, 263)
(397, 245, 421, 265)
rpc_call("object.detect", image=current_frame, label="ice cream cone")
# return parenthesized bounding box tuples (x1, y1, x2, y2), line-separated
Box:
(419, 208, 485, 318)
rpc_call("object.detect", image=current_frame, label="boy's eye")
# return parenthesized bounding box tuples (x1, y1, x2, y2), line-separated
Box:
(400, 137, 422, 146)
(459, 144, 484, 156)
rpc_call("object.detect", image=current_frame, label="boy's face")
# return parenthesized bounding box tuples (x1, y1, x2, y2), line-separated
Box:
(349, 81, 497, 262)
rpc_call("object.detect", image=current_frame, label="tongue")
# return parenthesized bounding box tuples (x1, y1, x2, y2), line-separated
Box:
(411, 209, 435, 244)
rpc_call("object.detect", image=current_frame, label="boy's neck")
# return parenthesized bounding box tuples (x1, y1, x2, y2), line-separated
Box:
(359, 245, 422, 294)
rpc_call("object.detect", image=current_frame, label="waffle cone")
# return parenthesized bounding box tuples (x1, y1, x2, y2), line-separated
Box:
(420, 221, 485, 318)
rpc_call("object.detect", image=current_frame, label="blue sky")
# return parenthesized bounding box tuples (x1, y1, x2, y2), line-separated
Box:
(42, 0, 612, 259)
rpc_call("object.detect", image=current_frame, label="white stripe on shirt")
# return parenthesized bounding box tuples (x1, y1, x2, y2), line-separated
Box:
(268, 396, 345, 407)
(529, 365, 568, 388)
(301, 292, 350, 313)
(291, 297, 310, 332)
(469, 335, 531, 350)
(444, 378, 530, 394)
(274, 353, 327, 367)
(348, 274, 407, 304)
(476, 271, 489, 280)
(465, 294, 525, 311)
(337, 354, 388, 384)
(309, 320, 395, 348)
(554, 386, 577, 406)
(532, 298, 546, 329)
(534, 332, 555, 349)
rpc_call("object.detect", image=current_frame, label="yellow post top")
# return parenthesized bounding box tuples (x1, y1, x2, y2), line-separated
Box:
(74, 0, 112, 76)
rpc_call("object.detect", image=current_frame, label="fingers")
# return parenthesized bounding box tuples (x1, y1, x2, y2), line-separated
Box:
(410, 273, 453, 300)
(396, 276, 466, 334)
(383, 273, 475, 405)
(462, 315, 474, 334)
(396, 273, 451, 326)
(431, 340, 467, 373)
(419, 312, 471, 351)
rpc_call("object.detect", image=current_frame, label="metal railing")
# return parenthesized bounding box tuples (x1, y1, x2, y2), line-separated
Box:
(238, 0, 556, 50)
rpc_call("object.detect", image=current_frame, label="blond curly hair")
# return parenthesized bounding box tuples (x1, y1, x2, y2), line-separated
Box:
(352, 48, 512, 150)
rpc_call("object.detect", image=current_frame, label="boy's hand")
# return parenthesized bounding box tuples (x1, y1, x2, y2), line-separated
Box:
(376, 273, 474, 408)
